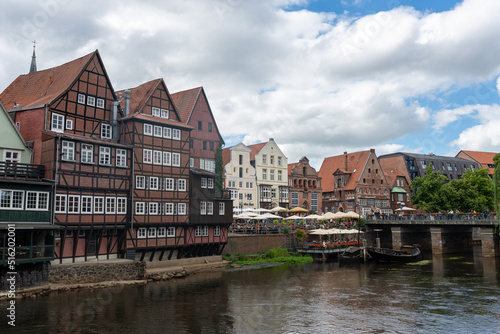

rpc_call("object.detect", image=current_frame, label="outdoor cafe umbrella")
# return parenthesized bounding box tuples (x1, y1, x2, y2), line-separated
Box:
(320, 212, 337, 220)
(270, 206, 288, 212)
(253, 208, 271, 213)
(331, 212, 348, 219)
(304, 214, 322, 220)
(344, 211, 361, 219)
(285, 215, 301, 220)
(288, 207, 309, 213)
(395, 206, 416, 212)
(259, 213, 282, 219)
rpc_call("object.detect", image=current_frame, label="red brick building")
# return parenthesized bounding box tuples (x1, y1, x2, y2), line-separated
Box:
(288, 156, 322, 213)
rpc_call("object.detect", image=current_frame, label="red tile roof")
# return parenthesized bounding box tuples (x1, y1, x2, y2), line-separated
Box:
(318, 150, 371, 192)
(288, 162, 299, 175)
(0, 51, 96, 110)
(121, 113, 192, 129)
(246, 142, 267, 160)
(379, 155, 412, 183)
(170, 87, 201, 124)
(456, 150, 498, 175)
(116, 79, 160, 115)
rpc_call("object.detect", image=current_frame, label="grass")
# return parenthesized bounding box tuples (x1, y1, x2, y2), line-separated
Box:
(224, 248, 314, 265)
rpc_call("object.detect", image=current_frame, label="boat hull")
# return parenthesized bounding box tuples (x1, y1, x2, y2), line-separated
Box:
(366, 246, 421, 263)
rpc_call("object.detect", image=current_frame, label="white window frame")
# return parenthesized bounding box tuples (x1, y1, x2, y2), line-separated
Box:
(201, 178, 207, 188)
(149, 202, 158, 215)
(138, 227, 147, 239)
(200, 201, 206, 215)
(99, 146, 111, 165)
(1, 190, 24, 210)
(96, 98, 105, 109)
(143, 149, 152, 164)
(172, 129, 181, 140)
(167, 227, 175, 237)
(66, 119, 73, 130)
(153, 150, 162, 165)
(26, 191, 49, 211)
(51, 113, 64, 133)
(135, 202, 145, 215)
(81, 144, 93, 164)
(87, 96, 95, 107)
(78, 93, 85, 104)
(177, 179, 186, 192)
(143, 124, 153, 136)
(158, 227, 166, 237)
(153, 125, 163, 137)
(163, 152, 171, 166)
(207, 202, 213, 215)
(117, 197, 127, 214)
(164, 178, 174, 191)
(165, 203, 174, 215)
(178, 203, 186, 215)
(208, 178, 214, 189)
(68, 195, 80, 214)
(81, 196, 93, 214)
(101, 123, 112, 139)
(3, 150, 21, 163)
(190, 158, 194, 168)
(195, 226, 202, 237)
(94, 197, 104, 214)
(116, 149, 127, 167)
(172, 153, 180, 167)
(163, 127, 171, 138)
(136, 176, 145, 189)
(219, 202, 225, 215)
(61, 141, 75, 161)
(106, 197, 116, 214)
(161, 109, 169, 119)
(149, 177, 159, 190)
(152, 107, 160, 117)
(214, 226, 221, 237)
(203, 226, 209, 237)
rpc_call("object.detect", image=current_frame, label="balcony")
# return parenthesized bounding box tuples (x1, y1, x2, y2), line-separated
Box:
(0, 162, 45, 180)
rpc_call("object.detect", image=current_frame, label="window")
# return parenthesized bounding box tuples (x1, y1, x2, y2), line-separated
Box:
(154, 126, 163, 137)
(51, 113, 64, 132)
(246, 193, 252, 201)
(262, 169, 267, 180)
(262, 155, 267, 164)
(173, 129, 181, 140)
(203, 226, 209, 236)
(214, 226, 221, 236)
(230, 190, 238, 199)
(198, 121, 202, 130)
(207, 202, 213, 215)
(149, 202, 158, 215)
(3, 150, 21, 163)
(210, 142, 214, 151)
(178, 179, 186, 191)
(78, 94, 85, 104)
(144, 124, 153, 136)
(208, 178, 214, 189)
(291, 192, 299, 207)
(239, 154, 243, 165)
(195, 226, 202, 237)
(54, 194, 66, 213)
(239, 167, 243, 178)
(201, 178, 207, 188)
(311, 193, 318, 212)
(81, 196, 92, 213)
(190, 158, 194, 168)
(136, 176, 145, 189)
(161, 109, 169, 119)
(81, 144, 93, 163)
(153, 151, 162, 165)
(62, 141, 75, 161)
(270, 170, 275, 181)
(262, 187, 271, 198)
(0, 190, 23, 210)
(25, 191, 49, 211)
(97, 98, 105, 109)
(163, 152, 171, 166)
(200, 201, 207, 215)
(68, 195, 80, 213)
(152, 107, 160, 117)
(278, 157, 282, 166)
(94, 197, 104, 214)
(219, 202, 225, 215)
(163, 127, 171, 138)
(158, 227, 166, 237)
(167, 227, 175, 237)
(106, 197, 116, 214)
(138, 228, 147, 239)
(178, 203, 186, 215)
(172, 153, 180, 166)
(278, 170, 282, 181)
(116, 149, 127, 167)
(101, 124, 112, 139)
(143, 149, 152, 164)
(200, 159, 205, 170)
(270, 155, 274, 165)
(99, 147, 111, 165)
(271, 189, 277, 198)
(203, 141, 207, 150)
(149, 177, 159, 190)
(66, 119, 73, 130)
(208, 123, 212, 132)
(87, 96, 95, 106)
(117, 198, 127, 214)
(165, 178, 174, 191)
(228, 181, 236, 188)
(165, 203, 174, 215)
(135, 202, 145, 215)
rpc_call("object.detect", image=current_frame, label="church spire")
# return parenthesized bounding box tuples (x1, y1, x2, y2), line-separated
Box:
(29, 40, 37, 73)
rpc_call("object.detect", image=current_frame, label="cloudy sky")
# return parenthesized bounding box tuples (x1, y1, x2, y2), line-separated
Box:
(1, 0, 500, 169)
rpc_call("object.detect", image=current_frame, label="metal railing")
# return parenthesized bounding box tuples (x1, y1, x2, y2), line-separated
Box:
(0, 162, 45, 179)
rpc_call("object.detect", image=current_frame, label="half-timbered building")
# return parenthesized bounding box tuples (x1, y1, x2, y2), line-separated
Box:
(117, 79, 192, 262)
(0, 51, 131, 263)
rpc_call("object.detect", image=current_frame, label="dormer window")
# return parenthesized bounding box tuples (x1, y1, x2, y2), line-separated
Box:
(161, 109, 169, 119)
(152, 107, 160, 117)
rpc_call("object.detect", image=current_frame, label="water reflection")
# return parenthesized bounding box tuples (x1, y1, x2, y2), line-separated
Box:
(1, 255, 500, 334)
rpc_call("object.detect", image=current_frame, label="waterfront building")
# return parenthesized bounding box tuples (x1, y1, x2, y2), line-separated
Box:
(319, 149, 391, 216)
(456, 150, 498, 177)
(0, 99, 57, 287)
(0, 51, 131, 263)
(378, 152, 480, 183)
(247, 139, 289, 209)
(171, 87, 224, 174)
(222, 143, 258, 211)
(288, 156, 322, 213)
(116, 79, 192, 261)
(383, 168, 412, 212)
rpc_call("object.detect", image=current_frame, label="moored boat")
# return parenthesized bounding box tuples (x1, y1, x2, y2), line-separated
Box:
(365, 245, 421, 263)
(339, 246, 364, 263)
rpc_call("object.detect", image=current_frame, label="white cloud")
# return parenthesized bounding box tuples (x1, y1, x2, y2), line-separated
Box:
(1, 0, 500, 164)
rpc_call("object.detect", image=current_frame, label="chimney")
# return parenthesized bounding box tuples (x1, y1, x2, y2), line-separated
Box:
(344, 151, 348, 171)
(124, 89, 131, 117)
(111, 101, 119, 141)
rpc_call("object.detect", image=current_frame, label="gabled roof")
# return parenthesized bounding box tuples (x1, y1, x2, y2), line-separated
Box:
(382, 168, 407, 188)
(456, 150, 498, 175)
(319, 150, 371, 192)
(288, 162, 299, 175)
(170, 86, 225, 145)
(0, 51, 99, 111)
(379, 155, 412, 183)
(0, 99, 27, 148)
(247, 142, 267, 160)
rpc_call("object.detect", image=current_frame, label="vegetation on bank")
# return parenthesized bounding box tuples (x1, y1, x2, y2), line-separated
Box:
(223, 248, 313, 265)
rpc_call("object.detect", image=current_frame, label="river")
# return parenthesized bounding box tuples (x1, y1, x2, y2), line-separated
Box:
(2, 251, 500, 334)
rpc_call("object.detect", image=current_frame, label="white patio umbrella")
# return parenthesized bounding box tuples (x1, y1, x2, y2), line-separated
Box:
(259, 213, 282, 219)
(395, 206, 416, 212)
(253, 208, 270, 213)
(285, 215, 301, 220)
(344, 211, 361, 219)
(242, 207, 255, 212)
(304, 214, 322, 220)
(270, 206, 288, 212)
(331, 212, 348, 219)
(320, 212, 337, 220)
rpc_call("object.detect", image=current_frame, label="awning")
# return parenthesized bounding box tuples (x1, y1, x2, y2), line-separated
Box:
(391, 186, 407, 193)
(0, 223, 60, 230)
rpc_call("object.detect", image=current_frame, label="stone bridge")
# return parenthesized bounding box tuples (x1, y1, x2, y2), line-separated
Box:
(365, 219, 499, 257)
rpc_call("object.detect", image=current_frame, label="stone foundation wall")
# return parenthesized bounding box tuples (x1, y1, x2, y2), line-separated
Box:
(223, 234, 291, 255)
(49, 260, 145, 284)
(0, 262, 49, 291)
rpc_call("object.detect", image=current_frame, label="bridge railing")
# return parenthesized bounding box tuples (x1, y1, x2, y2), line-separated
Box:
(366, 213, 496, 221)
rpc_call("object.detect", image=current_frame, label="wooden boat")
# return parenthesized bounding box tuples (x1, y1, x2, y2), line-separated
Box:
(365, 245, 421, 263)
(339, 246, 364, 263)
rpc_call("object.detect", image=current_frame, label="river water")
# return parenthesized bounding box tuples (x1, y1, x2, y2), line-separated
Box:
(2, 251, 500, 334)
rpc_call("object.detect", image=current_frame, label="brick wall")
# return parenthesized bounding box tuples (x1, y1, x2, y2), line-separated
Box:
(223, 234, 292, 255)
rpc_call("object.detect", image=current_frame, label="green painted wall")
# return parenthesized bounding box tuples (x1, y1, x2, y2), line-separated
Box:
(0, 105, 31, 163)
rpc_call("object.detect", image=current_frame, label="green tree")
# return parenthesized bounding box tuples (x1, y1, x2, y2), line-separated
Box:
(410, 164, 448, 212)
(445, 168, 493, 212)
(215, 141, 224, 198)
